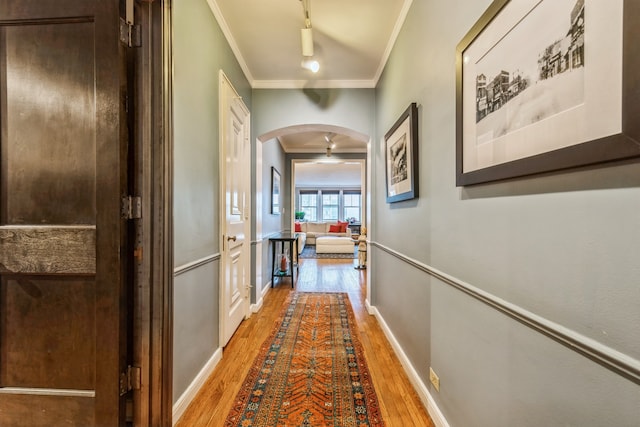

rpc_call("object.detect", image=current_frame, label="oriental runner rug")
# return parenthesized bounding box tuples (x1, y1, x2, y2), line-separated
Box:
(224, 292, 385, 427)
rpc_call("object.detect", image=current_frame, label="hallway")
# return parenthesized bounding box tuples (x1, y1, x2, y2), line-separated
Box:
(175, 257, 435, 426)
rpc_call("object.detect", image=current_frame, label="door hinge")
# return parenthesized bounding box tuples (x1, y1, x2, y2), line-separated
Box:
(120, 17, 141, 47)
(120, 365, 141, 396)
(122, 196, 142, 219)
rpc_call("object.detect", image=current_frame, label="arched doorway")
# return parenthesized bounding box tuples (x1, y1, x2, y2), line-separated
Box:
(252, 124, 371, 308)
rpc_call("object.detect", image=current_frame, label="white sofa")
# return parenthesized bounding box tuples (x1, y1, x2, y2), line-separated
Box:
(316, 236, 355, 254)
(294, 221, 352, 253)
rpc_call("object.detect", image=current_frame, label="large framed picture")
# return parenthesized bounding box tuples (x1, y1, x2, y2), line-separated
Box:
(456, 0, 640, 186)
(271, 166, 281, 215)
(385, 103, 419, 203)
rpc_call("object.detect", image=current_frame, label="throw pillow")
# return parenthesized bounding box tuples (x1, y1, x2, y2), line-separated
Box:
(295, 222, 302, 232)
(328, 224, 341, 233)
(338, 221, 349, 233)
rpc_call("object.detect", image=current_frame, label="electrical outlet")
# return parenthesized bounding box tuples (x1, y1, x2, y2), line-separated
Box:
(429, 367, 440, 392)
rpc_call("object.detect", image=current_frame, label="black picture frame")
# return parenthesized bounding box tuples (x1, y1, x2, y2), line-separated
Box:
(455, 0, 640, 186)
(385, 103, 419, 203)
(271, 166, 281, 215)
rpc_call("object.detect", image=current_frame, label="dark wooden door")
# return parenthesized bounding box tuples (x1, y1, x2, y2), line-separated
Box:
(0, 1, 130, 425)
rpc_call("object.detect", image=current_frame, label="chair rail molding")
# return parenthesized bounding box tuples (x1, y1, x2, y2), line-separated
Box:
(173, 253, 220, 277)
(371, 241, 640, 385)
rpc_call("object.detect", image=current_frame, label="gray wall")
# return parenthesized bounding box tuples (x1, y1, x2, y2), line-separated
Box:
(372, 1, 640, 426)
(255, 138, 286, 297)
(172, 0, 251, 403)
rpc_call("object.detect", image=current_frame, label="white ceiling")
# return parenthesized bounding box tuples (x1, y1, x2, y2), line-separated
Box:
(208, 0, 409, 152)
(208, 0, 411, 89)
(279, 131, 367, 154)
(295, 161, 363, 187)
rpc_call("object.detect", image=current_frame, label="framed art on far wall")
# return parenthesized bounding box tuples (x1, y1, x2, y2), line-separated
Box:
(271, 166, 281, 215)
(385, 102, 419, 203)
(456, 0, 640, 186)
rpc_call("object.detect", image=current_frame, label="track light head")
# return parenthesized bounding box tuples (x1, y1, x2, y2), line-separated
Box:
(324, 134, 336, 149)
(301, 58, 319, 73)
(301, 28, 314, 57)
(300, 0, 314, 57)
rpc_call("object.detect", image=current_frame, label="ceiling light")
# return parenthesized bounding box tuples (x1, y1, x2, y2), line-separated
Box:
(301, 28, 313, 57)
(324, 134, 336, 149)
(300, 0, 314, 57)
(301, 58, 319, 73)
(324, 133, 336, 156)
(300, 0, 313, 56)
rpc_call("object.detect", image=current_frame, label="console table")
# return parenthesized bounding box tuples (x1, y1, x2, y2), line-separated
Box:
(269, 232, 299, 288)
(347, 222, 361, 235)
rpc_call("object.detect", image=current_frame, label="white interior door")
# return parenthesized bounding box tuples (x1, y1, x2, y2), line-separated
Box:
(219, 70, 251, 347)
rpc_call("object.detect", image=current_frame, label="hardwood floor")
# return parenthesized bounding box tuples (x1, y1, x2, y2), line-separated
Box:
(175, 257, 435, 427)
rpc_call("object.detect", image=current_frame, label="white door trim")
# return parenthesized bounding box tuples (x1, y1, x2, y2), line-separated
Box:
(289, 157, 367, 228)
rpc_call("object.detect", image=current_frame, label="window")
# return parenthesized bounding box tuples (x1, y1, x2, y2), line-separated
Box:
(343, 191, 361, 222)
(322, 192, 339, 221)
(297, 189, 362, 222)
(299, 191, 318, 221)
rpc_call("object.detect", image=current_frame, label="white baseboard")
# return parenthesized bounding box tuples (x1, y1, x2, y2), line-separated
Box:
(172, 348, 223, 425)
(370, 305, 450, 427)
(251, 299, 262, 313)
(251, 282, 271, 313)
(365, 298, 374, 315)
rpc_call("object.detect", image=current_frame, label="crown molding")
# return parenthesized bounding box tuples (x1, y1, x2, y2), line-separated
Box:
(373, 0, 414, 84)
(206, 0, 254, 84)
(252, 79, 376, 89)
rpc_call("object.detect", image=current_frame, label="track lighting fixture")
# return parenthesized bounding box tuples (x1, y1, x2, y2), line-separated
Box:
(324, 134, 336, 149)
(300, 0, 313, 57)
(324, 133, 336, 157)
(301, 28, 313, 57)
(300, 0, 319, 72)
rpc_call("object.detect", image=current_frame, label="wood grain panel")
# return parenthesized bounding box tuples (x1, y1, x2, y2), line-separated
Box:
(0, 1, 127, 424)
(0, 277, 96, 389)
(0, 21, 96, 225)
(0, 2, 95, 22)
(0, 226, 95, 274)
(0, 393, 94, 427)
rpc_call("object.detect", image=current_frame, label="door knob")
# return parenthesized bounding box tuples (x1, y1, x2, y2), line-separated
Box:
(227, 235, 237, 242)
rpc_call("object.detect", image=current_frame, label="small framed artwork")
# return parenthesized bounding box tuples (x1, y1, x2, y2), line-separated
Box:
(271, 166, 281, 215)
(456, 0, 640, 186)
(385, 103, 419, 203)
